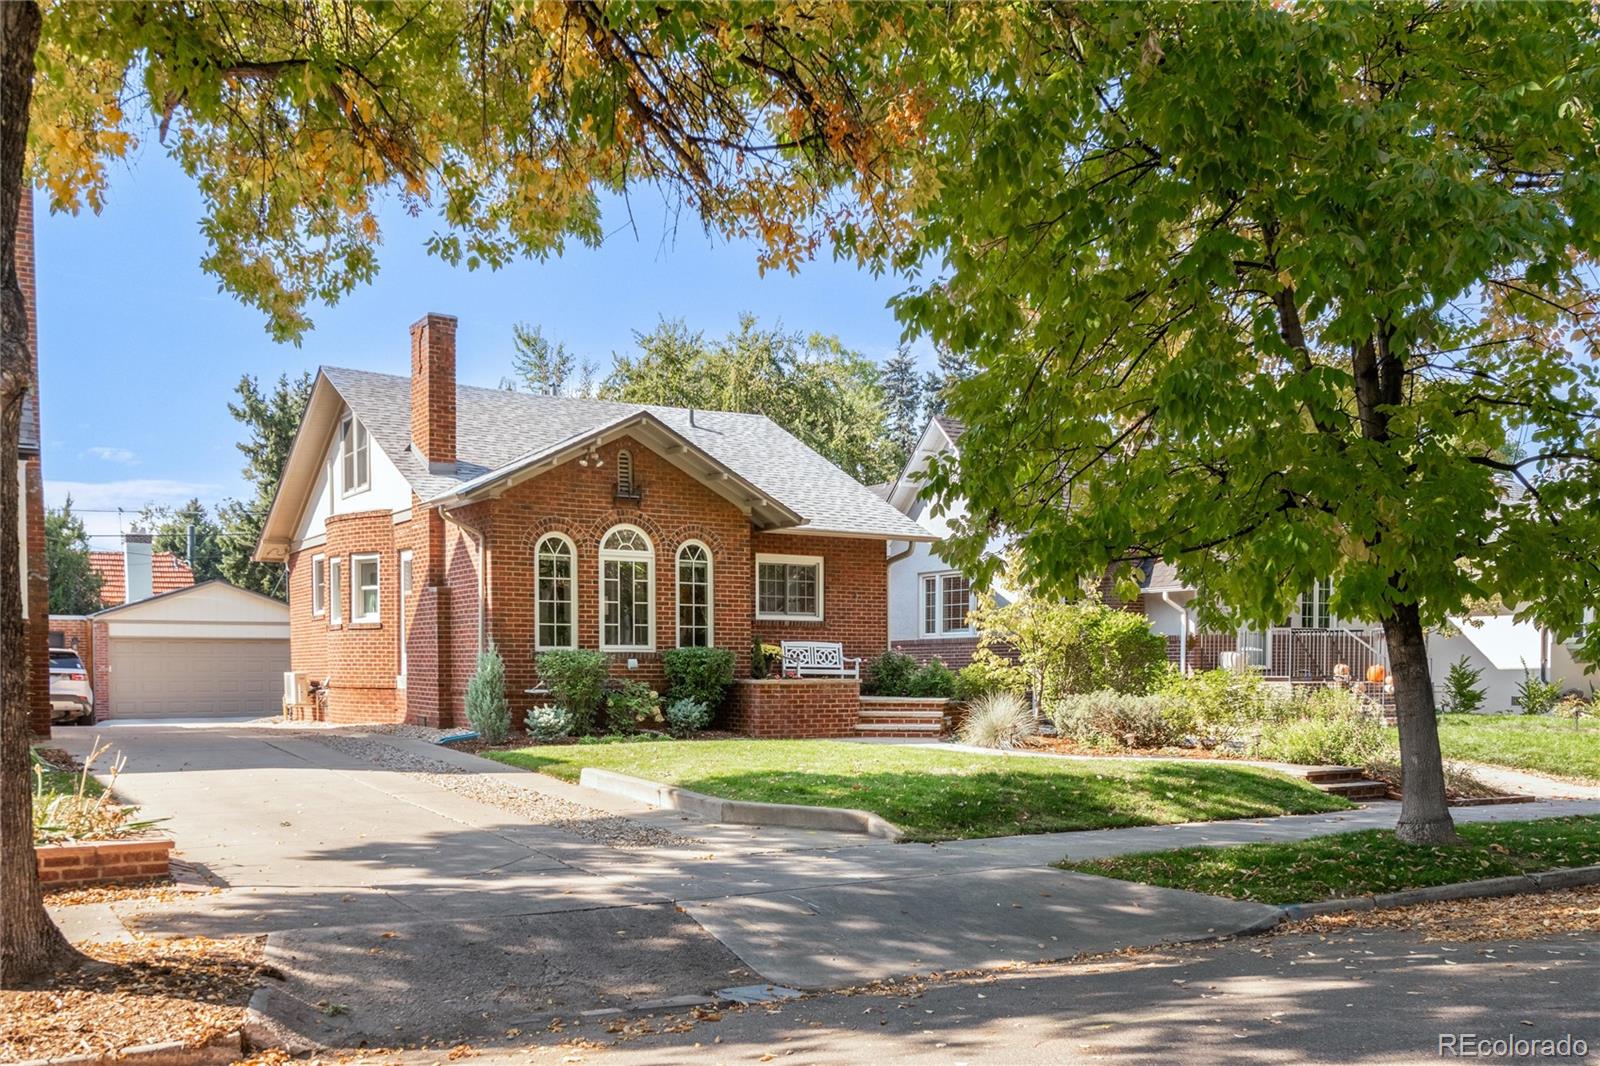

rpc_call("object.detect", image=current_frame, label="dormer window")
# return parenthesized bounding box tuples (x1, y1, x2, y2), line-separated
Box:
(341, 415, 370, 496)
(615, 449, 639, 501)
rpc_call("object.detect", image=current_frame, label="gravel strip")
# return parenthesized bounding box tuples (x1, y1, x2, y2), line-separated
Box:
(305, 732, 700, 849)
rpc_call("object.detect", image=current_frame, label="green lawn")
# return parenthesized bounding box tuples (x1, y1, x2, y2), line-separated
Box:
(1422, 714, 1600, 783)
(486, 739, 1350, 842)
(1061, 816, 1600, 904)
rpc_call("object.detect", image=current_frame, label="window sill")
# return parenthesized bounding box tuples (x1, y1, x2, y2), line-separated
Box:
(348, 620, 383, 630)
(756, 614, 824, 624)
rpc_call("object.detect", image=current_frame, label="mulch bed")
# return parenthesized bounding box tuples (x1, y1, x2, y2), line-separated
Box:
(1282, 884, 1600, 942)
(0, 935, 265, 1063)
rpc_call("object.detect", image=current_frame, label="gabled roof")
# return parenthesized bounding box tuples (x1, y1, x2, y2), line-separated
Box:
(90, 578, 288, 619)
(88, 551, 195, 607)
(257, 367, 932, 559)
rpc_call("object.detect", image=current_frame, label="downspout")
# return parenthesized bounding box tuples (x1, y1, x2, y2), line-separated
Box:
(1158, 591, 1189, 673)
(440, 505, 489, 654)
(885, 539, 917, 651)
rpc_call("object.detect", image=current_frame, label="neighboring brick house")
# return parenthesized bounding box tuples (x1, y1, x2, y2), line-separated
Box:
(254, 312, 932, 732)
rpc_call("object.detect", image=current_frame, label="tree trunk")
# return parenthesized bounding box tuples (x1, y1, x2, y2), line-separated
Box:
(1382, 601, 1458, 845)
(0, 0, 77, 988)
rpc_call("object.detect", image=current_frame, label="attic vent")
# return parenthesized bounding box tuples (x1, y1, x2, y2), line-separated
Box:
(615, 450, 641, 502)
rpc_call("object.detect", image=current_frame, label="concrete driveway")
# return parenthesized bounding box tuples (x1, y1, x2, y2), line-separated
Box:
(50, 722, 1600, 1048)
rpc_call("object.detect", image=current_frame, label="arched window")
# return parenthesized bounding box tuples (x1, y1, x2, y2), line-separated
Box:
(536, 534, 576, 649)
(599, 525, 653, 650)
(616, 450, 635, 497)
(676, 542, 712, 647)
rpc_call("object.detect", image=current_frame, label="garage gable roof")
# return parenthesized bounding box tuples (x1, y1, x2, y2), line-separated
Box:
(92, 579, 289, 621)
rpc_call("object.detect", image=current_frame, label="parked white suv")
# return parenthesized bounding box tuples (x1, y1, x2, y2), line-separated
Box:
(48, 648, 94, 725)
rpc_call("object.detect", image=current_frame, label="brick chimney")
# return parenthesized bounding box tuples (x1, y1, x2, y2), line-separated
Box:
(410, 313, 457, 472)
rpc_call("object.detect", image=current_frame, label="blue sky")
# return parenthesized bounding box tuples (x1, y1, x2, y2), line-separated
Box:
(36, 150, 931, 544)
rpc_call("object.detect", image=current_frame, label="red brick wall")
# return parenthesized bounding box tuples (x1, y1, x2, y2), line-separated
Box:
(726, 678, 860, 738)
(486, 434, 756, 712)
(749, 531, 888, 668)
(891, 636, 979, 670)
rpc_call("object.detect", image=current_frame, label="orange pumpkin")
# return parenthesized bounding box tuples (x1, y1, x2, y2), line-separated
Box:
(1366, 664, 1387, 684)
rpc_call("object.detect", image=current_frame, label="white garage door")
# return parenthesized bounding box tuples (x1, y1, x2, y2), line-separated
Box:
(108, 637, 289, 719)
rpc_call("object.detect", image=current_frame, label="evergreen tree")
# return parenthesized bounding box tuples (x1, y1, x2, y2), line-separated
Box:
(44, 496, 101, 615)
(218, 373, 312, 598)
(142, 498, 226, 583)
(880, 345, 926, 462)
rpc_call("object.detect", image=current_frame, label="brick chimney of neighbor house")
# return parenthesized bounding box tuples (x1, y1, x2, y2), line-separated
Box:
(410, 313, 457, 473)
(123, 531, 154, 603)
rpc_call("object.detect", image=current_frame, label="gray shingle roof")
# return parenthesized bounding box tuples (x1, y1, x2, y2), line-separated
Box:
(322, 367, 929, 540)
(933, 414, 966, 445)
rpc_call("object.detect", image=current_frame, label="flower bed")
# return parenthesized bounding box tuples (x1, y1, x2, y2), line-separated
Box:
(36, 834, 174, 890)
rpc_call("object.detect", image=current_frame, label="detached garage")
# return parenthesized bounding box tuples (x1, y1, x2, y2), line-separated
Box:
(92, 581, 290, 720)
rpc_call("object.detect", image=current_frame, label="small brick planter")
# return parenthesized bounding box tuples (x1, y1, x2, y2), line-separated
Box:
(36, 835, 174, 890)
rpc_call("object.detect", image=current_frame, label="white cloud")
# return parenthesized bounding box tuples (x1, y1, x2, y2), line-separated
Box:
(84, 446, 138, 465)
(45, 479, 222, 545)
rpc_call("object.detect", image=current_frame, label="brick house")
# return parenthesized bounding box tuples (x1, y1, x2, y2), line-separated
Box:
(254, 312, 933, 734)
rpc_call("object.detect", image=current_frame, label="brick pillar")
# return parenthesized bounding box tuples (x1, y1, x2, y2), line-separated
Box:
(409, 313, 457, 472)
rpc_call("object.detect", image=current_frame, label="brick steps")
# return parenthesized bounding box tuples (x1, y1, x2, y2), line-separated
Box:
(1299, 765, 1390, 802)
(853, 705, 947, 739)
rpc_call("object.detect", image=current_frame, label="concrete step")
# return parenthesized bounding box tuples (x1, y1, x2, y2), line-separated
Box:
(857, 707, 945, 719)
(853, 721, 942, 734)
(1318, 780, 1391, 801)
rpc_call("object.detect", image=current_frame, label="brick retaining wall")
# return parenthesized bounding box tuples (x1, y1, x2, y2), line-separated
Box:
(36, 836, 174, 889)
(726, 678, 860, 738)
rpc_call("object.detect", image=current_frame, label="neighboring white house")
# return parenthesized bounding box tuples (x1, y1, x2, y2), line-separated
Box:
(880, 416, 1013, 667)
(884, 414, 1599, 711)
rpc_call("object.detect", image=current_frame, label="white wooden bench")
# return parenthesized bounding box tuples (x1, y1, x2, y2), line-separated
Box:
(779, 640, 861, 679)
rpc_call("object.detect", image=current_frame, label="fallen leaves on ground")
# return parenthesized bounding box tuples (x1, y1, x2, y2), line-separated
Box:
(1282, 885, 1600, 942)
(0, 935, 264, 1063)
(43, 878, 189, 907)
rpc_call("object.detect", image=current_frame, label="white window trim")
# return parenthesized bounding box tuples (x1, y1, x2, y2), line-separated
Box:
(397, 549, 413, 686)
(675, 540, 715, 648)
(351, 553, 381, 624)
(599, 523, 655, 651)
(755, 552, 824, 622)
(340, 415, 371, 497)
(328, 556, 343, 626)
(535, 532, 579, 651)
(921, 570, 974, 637)
(1296, 578, 1335, 630)
(311, 554, 327, 617)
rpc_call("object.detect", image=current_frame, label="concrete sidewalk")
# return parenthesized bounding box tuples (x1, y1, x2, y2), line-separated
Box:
(49, 723, 1600, 1048)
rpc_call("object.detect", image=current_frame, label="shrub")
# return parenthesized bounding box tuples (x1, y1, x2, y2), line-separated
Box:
(977, 596, 1167, 700)
(524, 704, 574, 741)
(1050, 690, 1176, 749)
(662, 647, 736, 711)
(1157, 669, 1285, 748)
(606, 679, 663, 732)
(1515, 669, 1562, 716)
(908, 658, 958, 698)
(750, 638, 781, 679)
(464, 643, 512, 744)
(536, 649, 609, 734)
(865, 650, 919, 695)
(1440, 657, 1487, 715)
(1253, 713, 1388, 767)
(954, 658, 1022, 702)
(664, 697, 713, 737)
(956, 691, 1036, 749)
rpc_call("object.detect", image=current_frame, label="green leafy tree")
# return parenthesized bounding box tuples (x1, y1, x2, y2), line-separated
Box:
(141, 498, 225, 584)
(508, 323, 574, 396)
(3, 0, 898, 986)
(819, 3, 1600, 845)
(604, 314, 900, 483)
(43, 498, 100, 615)
(1440, 657, 1487, 717)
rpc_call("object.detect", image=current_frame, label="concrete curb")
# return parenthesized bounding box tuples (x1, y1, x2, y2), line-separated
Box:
(1278, 863, 1600, 921)
(11, 1032, 241, 1066)
(578, 768, 905, 840)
